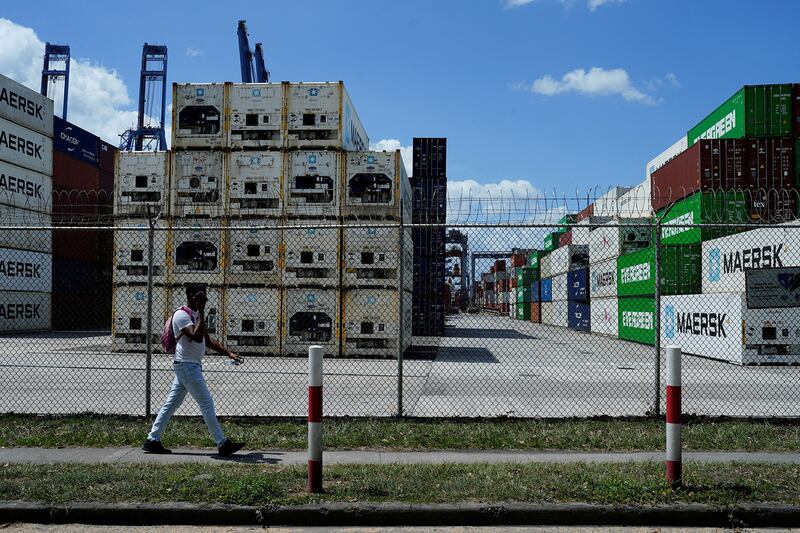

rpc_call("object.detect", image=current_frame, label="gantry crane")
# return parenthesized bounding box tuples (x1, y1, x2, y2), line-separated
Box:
(119, 44, 168, 151)
(238, 20, 269, 83)
(40, 43, 70, 119)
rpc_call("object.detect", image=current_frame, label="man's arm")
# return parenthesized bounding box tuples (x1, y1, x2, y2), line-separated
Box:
(205, 334, 241, 361)
(180, 312, 205, 343)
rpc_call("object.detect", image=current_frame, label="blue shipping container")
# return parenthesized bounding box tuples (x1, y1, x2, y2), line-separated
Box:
(530, 280, 541, 302)
(567, 268, 590, 303)
(540, 278, 552, 302)
(54, 116, 99, 166)
(568, 301, 590, 331)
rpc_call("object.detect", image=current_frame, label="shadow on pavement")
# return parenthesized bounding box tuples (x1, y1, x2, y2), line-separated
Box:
(445, 327, 536, 340)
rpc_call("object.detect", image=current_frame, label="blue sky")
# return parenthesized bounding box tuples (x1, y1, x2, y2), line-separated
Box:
(2, 0, 799, 197)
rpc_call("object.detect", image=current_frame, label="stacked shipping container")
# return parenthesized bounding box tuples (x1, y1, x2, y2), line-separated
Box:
(0, 74, 53, 332)
(113, 81, 413, 358)
(411, 137, 447, 336)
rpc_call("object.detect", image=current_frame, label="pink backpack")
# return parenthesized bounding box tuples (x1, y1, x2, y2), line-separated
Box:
(160, 306, 193, 353)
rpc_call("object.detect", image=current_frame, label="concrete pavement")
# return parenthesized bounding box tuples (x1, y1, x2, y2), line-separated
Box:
(1, 446, 799, 465)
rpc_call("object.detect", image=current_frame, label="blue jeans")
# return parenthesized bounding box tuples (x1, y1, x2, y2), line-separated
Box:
(148, 361, 226, 447)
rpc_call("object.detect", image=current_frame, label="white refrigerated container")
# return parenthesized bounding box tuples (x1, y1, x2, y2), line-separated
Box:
(114, 151, 169, 218)
(286, 82, 368, 151)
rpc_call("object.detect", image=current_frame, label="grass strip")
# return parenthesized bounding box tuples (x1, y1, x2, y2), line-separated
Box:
(0, 415, 799, 452)
(1, 462, 799, 506)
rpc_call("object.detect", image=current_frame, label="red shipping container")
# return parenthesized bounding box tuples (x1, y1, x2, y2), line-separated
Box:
(98, 141, 117, 174)
(530, 302, 541, 323)
(576, 203, 594, 222)
(559, 231, 573, 247)
(53, 151, 101, 191)
(53, 230, 99, 263)
(746, 137, 795, 191)
(651, 139, 749, 212)
(511, 253, 527, 268)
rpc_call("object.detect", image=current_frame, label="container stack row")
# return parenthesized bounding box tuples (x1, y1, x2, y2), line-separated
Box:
(51, 115, 117, 330)
(112, 81, 413, 359)
(0, 74, 54, 333)
(411, 137, 447, 336)
(484, 82, 800, 365)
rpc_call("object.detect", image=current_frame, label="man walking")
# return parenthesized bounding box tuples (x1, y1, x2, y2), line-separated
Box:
(143, 284, 245, 456)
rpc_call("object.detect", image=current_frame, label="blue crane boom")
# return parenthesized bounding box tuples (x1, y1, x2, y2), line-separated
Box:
(237, 20, 255, 83)
(119, 44, 168, 151)
(40, 43, 70, 119)
(254, 43, 270, 83)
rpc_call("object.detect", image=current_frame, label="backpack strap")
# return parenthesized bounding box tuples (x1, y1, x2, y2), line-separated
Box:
(173, 306, 194, 343)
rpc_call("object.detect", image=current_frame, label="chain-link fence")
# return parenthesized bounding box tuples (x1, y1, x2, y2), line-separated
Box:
(1, 193, 799, 419)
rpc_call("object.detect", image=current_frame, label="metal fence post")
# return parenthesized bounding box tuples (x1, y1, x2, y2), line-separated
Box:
(145, 214, 156, 417)
(653, 217, 662, 417)
(397, 200, 405, 417)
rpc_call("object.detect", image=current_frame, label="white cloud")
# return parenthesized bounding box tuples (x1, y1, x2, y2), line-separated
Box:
(520, 67, 656, 105)
(185, 47, 204, 57)
(587, 0, 626, 10)
(504, 0, 537, 7)
(369, 139, 412, 175)
(0, 18, 141, 145)
(666, 72, 681, 87)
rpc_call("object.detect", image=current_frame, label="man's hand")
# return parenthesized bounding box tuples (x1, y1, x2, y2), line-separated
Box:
(228, 352, 244, 365)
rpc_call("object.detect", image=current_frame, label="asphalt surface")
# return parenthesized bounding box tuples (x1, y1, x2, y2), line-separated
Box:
(0, 313, 798, 417)
(3, 526, 797, 532)
(1, 447, 799, 465)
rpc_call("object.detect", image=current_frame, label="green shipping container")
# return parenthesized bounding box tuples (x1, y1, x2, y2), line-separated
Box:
(516, 305, 531, 320)
(616, 245, 701, 297)
(517, 267, 537, 285)
(528, 250, 548, 269)
(656, 191, 748, 245)
(544, 233, 561, 251)
(517, 285, 532, 302)
(559, 214, 577, 228)
(687, 84, 794, 146)
(618, 297, 655, 345)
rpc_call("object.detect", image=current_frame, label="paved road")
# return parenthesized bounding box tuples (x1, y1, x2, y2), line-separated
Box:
(3, 527, 797, 533)
(1, 447, 799, 466)
(0, 314, 798, 417)
(6, 527, 796, 532)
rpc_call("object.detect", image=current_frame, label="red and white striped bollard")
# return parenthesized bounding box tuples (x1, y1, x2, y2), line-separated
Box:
(666, 345, 681, 489)
(308, 345, 323, 493)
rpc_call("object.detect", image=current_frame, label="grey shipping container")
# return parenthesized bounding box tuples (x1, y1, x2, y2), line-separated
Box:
(0, 74, 54, 137)
(0, 116, 53, 175)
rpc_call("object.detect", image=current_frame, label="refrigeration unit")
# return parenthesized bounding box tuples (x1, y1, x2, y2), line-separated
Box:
(227, 83, 283, 149)
(113, 219, 169, 285)
(282, 287, 339, 357)
(113, 151, 169, 218)
(171, 150, 225, 218)
(111, 285, 167, 352)
(662, 292, 800, 365)
(286, 150, 339, 218)
(227, 151, 282, 218)
(283, 225, 339, 287)
(285, 82, 368, 151)
(343, 227, 412, 289)
(172, 83, 226, 149)
(342, 150, 411, 221)
(225, 219, 280, 286)
(170, 220, 224, 285)
(342, 289, 411, 359)
(224, 287, 280, 355)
